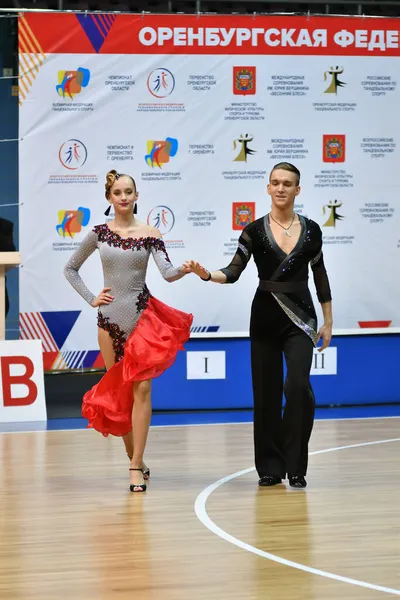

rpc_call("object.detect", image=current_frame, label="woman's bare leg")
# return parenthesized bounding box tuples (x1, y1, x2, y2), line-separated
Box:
(98, 328, 134, 460)
(123, 431, 134, 459)
(129, 380, 152, 489)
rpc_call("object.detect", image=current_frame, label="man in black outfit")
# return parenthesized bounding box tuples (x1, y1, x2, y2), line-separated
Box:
(186, 163, 333, 488)
(0, 217, 16, 317)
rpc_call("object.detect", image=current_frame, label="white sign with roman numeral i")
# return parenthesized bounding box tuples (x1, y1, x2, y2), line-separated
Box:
(186, 351, 226, 380)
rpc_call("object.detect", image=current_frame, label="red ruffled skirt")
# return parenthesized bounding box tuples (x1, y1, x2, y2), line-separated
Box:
(82, 297, 193, 436)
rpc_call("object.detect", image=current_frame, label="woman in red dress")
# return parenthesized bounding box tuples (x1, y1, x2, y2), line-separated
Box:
(64, 170, 193, 492)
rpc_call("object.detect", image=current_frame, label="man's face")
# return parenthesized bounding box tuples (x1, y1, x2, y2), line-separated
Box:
(267, 169, 300, 210)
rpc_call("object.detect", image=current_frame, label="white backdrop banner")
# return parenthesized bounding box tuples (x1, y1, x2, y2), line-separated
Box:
(18, 13, 400, 370)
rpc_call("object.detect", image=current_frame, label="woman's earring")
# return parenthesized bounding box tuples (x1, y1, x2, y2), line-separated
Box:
(104, 205, 111, 216)
(133, 203, 138, 214)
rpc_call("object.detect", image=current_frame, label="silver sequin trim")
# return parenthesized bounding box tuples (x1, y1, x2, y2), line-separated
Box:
(272, 293, 318, 346)
(238, 242, 249, 258)
(310, 250, 322, 267)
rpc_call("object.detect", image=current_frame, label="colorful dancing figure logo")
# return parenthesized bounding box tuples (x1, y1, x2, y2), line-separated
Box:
(233, 134, 256, 162)
(56, 68, 90, 100)
(56, 207, 91, 238)
(147, 206, 175, 235)
(145, 138, 178, 168)
(147, 68, 175, 98)
(324, 66, 346, 94)
(59, 139, 88, 170)
(323, 200, 344, 227)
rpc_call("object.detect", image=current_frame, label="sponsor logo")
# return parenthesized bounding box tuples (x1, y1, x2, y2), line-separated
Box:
(233, 134, 256, 162)
(56, 68, 90, 99)
(323, 135, 346, 163)
(145, 137, 178, 168)
(322, 200, 345, 227)
(147, 68, 175, 98)
(232, 202, 255, 230)
(56, 207, 91, 238)
(147, 206, 175, 235)
(59, 139, 88, 170)
(324, 66, 346, 94)
(233, 66, 256, 95)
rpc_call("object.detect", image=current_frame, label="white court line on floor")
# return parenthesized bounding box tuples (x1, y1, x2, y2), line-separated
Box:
(0, 415, 400, 435)
(194, 438, 400, 597)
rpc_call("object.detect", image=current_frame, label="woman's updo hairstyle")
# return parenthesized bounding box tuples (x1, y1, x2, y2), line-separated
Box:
(105, 170, 137, 199)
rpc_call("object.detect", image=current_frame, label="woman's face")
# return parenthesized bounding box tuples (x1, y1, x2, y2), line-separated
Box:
(109, 176, 137, 214)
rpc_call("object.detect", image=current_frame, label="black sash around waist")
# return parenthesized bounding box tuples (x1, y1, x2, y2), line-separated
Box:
(258, 279, 308, 293)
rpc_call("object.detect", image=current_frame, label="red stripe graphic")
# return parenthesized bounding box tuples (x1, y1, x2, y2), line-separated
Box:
(25, 313, 49, 351)
(91, 14, 106, 40)
(23, 13, 94, 54)
(103, 14, 114, 28)
(358, 321, 392, 328)
(20, 313, 38, 344)
(19, 316, 28, 340)
(34, 313, 58, 352)
(28, 313, 51, 351)
(98, 14, 110, 33)
(19, 312, 58, 352)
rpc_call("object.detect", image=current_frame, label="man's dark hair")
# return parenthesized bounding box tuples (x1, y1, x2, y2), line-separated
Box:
(270, 162, 300, 186)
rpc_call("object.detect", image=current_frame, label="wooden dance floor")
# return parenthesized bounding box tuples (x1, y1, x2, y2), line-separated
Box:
(1, 417, 399, 600)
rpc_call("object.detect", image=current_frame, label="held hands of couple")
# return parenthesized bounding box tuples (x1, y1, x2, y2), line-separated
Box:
(91, 261, 210, 308)
(181, 260, 210, 280)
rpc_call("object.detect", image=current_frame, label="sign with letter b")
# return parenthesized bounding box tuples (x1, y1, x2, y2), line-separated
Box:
(0, 340, 47, 423)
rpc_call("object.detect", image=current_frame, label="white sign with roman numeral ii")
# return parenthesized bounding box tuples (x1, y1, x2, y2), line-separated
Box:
(310, 347, 337, 376)
(186, 351, 226, 380)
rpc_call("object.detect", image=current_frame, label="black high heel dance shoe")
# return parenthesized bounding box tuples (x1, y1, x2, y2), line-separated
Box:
(127, 455, 150, 480)
(129, 468, 147, 493)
